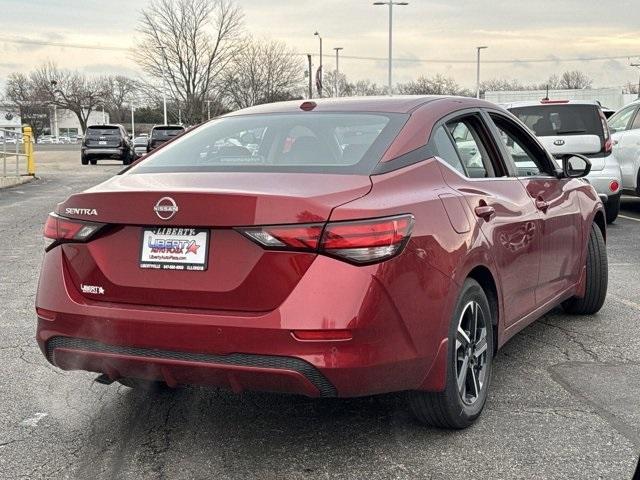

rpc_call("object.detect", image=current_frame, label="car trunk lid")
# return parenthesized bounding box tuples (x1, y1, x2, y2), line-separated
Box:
(56, 172, 372, 312)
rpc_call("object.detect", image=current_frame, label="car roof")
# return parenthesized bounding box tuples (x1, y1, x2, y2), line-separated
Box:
(87, 124, 123, 128)
(152, 125, 185, 129)
(502, 100, 601, 109)
(223, 95, 499, 116)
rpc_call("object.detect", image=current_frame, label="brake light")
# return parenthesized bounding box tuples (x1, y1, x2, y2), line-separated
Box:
(540, 99, 570, 104)
(43, 213, 105, 250)
(238, 214, 414, 265)
(599, 109, 612, 154)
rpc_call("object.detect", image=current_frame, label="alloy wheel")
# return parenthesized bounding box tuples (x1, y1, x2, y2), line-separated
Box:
(455, 301, 489, 405)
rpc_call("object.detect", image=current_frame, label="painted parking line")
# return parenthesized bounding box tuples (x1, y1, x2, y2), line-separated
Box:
(619, 215, 640, 222)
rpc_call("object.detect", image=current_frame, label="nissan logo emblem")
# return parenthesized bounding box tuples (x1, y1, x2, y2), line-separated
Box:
(153, 197, 178, 220)
(553, 139, 565, 146)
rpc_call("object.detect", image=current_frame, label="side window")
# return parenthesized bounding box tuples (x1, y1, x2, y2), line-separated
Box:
(446, 119, 496, 178)
(608, 105, 636, 133)
(631, 109, 640, 130)
(490, 114, 551, 177)
(432, 126, 465, 174)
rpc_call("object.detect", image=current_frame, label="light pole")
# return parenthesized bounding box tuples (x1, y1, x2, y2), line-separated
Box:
(314, 31, 323, 97)
(159, 45, 168, 125)
(131, 104, 135, 138)
(334, 47, 344, 97)
(50, 80, 59, 138)
(307, 54, 313, 99)
(373, 1, 408, 95)
(476, 46, 488, 99)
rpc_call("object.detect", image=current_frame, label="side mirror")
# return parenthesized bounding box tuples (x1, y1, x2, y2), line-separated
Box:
(561, 153, 591, 178)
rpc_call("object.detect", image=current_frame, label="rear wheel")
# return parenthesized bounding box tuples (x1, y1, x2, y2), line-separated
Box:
(90, 158, 97, 165)
(605, 194, 620, 224)
(81, 155, 88, 165)
(409, 279, 494, 429)
(562, 222, 608, 314)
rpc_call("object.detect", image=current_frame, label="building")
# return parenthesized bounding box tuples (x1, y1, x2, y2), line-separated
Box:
(0, 106, 22, 139)
(50, 108, 110, 137)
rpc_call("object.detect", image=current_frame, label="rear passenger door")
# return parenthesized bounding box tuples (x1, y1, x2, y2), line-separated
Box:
(431, 112, 542, 326)
(486, 111, 584, 306)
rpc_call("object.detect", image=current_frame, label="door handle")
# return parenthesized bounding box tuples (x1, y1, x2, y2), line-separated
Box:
(535, 198, 549, 212)
(475, 205, 495, 220)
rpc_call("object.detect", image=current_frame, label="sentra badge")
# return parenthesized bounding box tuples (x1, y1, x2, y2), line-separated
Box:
(65, 208, 98, 216)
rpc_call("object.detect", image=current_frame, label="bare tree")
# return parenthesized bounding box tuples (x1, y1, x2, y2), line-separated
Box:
(4, 73, 50, 139)
(558, 70, 592, 89)
(135, 0, 244, 124)
(222, 38, 303, 109)
(30, 63, 107, 132)
(102, 75, 140, 123)
(397, 74, 471, 96)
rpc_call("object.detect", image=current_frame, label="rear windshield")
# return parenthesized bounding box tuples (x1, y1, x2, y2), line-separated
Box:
(131, 113, 408, 175)
(86, 126, 120, 136)
(151, 127, 185, 139)
(509, 105, 604, 141)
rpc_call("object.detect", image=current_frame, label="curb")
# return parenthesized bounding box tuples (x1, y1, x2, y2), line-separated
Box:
(0, 175, 36, 190)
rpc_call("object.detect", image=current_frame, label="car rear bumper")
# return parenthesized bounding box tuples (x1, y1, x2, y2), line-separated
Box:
(586, 159, 622, 197)
(36, 247, 453, 397)
(82, 148, 123, 156)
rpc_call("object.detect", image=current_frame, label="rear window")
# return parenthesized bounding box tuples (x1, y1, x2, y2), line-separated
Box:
(151, 127, 185, 139)
(86, 126, 121, 136)
(509, 105, 604, 141)
(131, 113, 408, 175)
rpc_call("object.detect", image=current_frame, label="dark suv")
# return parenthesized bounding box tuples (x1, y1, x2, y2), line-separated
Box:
(147, 125, 185, 152)
(81, 125, 133, 165)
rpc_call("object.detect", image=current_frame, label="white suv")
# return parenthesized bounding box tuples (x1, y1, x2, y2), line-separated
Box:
(608, 100, 640, 196)
(504, 100, 623, 223)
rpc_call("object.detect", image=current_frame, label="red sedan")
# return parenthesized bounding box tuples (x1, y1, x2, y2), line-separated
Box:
(36, 96, 608, 429)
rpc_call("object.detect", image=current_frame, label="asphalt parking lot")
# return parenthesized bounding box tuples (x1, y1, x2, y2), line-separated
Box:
(1, 149, 639, 479)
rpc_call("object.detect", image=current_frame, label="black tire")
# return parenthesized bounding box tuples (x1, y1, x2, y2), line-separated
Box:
(562, 222, 608, 314)
(90, 158, 97, 165)
(409, 278, 494, 429)
(81, 155, 88, 165)
(605, 195, 620, 224)
(122, 150, 133, 165)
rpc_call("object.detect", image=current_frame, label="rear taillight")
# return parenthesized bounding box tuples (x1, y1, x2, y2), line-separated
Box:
(43, 213, 105, 250)
(599, 109, 612, 154)
(238, 214, 414, 265)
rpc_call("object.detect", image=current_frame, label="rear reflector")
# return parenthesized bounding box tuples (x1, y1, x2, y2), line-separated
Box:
(292, 330, 353, 341)
(43, 213, 105, 250)
(610, 180, 620, 192)
(238, 214, 414, 265)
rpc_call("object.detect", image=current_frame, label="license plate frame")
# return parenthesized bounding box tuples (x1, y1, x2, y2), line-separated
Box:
(139, 227, 209, 271)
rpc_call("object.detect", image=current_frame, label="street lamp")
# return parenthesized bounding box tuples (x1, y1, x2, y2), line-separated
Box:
(334, 47, 344, 97)
(159, 45, 169, 124)
(49, 80, 59, 138)
(476, 46, 488, 99)
(131, 104, 135, 138)
(314, 31, 323, 97)
(631, 62, 640, 100)
(373, 1, 409, 95)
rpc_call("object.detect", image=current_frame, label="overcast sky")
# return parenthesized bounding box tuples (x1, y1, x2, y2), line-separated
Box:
(1, 0, 640, 90)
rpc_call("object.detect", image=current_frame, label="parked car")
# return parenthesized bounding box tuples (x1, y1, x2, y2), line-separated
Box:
(608, 99, 640, 196)
(132, 136, 148, 159)
(37, 96, 608, 429)
(58, 136, 71, 144)
(147, 125, 185, 152)
(38, 135, 56, 144)
(81, 124, 133, 165)
(504, 100, 622, 223)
